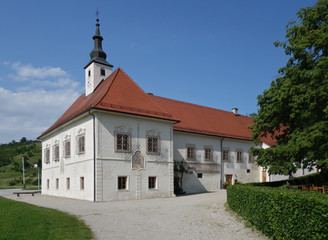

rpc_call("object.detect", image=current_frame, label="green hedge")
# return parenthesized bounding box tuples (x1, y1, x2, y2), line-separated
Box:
(250, 170, 328, 187)
(227, 185, 328, 239)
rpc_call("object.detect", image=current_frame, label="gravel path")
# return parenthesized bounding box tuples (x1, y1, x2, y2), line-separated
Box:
(4, 190, 267, 240)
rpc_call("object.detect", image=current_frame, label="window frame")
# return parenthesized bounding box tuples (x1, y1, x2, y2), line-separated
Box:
(148, 176, 157, 189)
(80, 176, 84, 190)
(222, 148, 230, 162)
(117, 176, 128, 190)
(186, 144, 195, 161)
(204, 146, 212, 161)
(44, 148, 50, 164)
(100, 67, 105, 76)
(53, 144, 60, 162)
(248, 152, 255, 163)
(66, 178, 70, 190)
(115, 132, 131, 153)
(236, 150, 243, 163)
(146, 136, 160, 155)
(64, 140, 71, 158)
(77, 135, 85, 155)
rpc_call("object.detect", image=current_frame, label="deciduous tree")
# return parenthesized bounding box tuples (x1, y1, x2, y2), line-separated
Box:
(250, 0, 328, 175)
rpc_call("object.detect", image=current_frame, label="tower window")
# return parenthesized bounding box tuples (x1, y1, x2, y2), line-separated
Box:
(88, 70, 91, 77)
(100, 68, 105, 76)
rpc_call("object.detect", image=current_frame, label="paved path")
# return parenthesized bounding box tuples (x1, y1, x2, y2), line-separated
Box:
(5, 191, 267, 240)
(0, 189, 21, 196)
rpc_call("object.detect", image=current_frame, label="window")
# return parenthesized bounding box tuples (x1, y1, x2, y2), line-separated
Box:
(44, 148, 50, 163)
(147, 136, 159, 154)
(77, 135, 85, 154)
(148, 176, 157, 189)
(80, 177, 84, 190)
(66, 178, 70, 190)
(186, 145, 195, 161)
(47, 179, 50, 189)
(118, 176, 127, 190)
(56, 178, 59, 189)
(64, 140, 71, 158)
(116, 133, 130, 152)
(247, 169, 251, 173)
(197, 173, 203, 178)
(88, 70, 91, 77)
(204, 147, 212, 161)
(248, 152, 255, 163)
(236, 151, 243, 162)
(223, 149, 230, 161)
(54, 144, 59, 161)
(100, 67, 105, 76)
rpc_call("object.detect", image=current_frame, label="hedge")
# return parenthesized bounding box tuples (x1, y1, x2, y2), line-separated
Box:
(250, 170, 328, 187)
(227, 184, 328, 239)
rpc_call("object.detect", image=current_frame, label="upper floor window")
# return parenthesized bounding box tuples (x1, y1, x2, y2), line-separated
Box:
(223, 149, 230, 161)
(77, 135, 85, 154)
(53, 144, 59, 161)
(64, 140, 71, 158)
(88, 70, 91, 77)
(186, 145, 195, 161)
(248, 152, 255, 163)
(100, 67, 105, 76)
(236, 151, 243, 162)
(147, 136, 159, 154)
(204, 147, 212, 161)
(116, 133, 130, 152)
(44, 148, 50, 163)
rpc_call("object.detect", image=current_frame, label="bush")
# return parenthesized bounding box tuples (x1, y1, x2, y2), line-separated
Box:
(250, 170, 328, 187)
(227, 185, 328, 239)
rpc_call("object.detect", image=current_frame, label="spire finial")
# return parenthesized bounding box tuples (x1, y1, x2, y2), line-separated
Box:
(96, 9, 99, 22)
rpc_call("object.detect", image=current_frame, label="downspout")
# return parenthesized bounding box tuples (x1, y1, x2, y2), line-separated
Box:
(88, 110, 96, 202)
(220, 137, 224, 189)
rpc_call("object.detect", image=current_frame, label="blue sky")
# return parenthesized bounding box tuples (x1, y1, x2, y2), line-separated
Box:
(0, 0, 317, 143)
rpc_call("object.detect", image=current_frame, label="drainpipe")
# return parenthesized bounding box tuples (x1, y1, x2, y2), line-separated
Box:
(220, 137, 224, 189)
(88, 110, 96, 202)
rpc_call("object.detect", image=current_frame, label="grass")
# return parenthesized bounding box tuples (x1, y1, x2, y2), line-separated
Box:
(0, 197, 93, 240)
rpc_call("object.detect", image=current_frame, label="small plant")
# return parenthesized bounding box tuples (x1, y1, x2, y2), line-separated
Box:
(223, 181, 229, 189)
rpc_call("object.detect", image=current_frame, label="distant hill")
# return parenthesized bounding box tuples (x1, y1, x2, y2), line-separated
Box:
(0, 139, 42, 189)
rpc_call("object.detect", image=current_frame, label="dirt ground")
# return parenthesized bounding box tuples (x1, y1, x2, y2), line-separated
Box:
(4, 190, 267, 240)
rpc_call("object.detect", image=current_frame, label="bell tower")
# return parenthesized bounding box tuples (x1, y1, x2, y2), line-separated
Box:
(84, 17, 113, 96)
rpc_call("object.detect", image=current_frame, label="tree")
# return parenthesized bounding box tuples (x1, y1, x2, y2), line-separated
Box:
(20, 137, 27, 143)
(250, 0, 328, 175)
(174, 161, 188, 194)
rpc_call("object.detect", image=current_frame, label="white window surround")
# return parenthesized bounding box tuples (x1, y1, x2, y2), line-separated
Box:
(186, 144, 195, 161)
(204, 146, 213, 161)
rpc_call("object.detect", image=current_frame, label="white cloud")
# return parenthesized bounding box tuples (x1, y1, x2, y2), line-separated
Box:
(9, 62, 68, 81)
(0, 62, 82, 143)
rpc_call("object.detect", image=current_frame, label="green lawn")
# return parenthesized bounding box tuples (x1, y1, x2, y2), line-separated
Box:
(0, 197, 93, 240)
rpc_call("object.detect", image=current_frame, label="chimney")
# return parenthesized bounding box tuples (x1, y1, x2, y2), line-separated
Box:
(232, 108, 239, 116)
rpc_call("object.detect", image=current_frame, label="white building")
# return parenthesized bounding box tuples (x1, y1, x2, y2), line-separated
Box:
(38, 19, 278, 201)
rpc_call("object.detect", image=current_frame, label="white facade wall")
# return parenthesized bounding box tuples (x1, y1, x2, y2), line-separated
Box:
(95, 112, 174, 201)
(41, 115, 94, 201)
(173, 132, 260, 194)
(222, 139, 260, 184)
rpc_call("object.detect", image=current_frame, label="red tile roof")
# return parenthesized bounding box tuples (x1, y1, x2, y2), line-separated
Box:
(38, 68, 276, 146)
(150, 95, 254, 141)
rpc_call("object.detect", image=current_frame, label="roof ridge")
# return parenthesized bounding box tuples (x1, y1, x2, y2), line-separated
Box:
(93, 68, 121, 107)
(153, 95, 250, 118)
(119, 69, 176, 119)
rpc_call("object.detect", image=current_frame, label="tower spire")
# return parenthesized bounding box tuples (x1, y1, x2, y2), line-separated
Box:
(85, 16, 113, 68)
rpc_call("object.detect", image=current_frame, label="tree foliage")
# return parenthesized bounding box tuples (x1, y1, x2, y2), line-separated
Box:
(250, 0, 328, 175)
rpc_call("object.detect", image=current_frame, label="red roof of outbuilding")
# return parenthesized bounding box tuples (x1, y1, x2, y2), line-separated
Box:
(38, 68, 276, 146)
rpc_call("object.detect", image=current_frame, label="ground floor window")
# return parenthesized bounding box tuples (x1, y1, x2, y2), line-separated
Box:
(56, 178, 59, 189)
(118, 176, 128, 190)
(67, 178, 70, 190)
(47, 179, 49, 189)
(80, 177, 84, 190)
(148, 176, 157, 189)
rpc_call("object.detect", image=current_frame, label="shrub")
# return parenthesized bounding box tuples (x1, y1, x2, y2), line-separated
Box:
(227, 184, 328, 239)
(250, 170, 328, 187)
